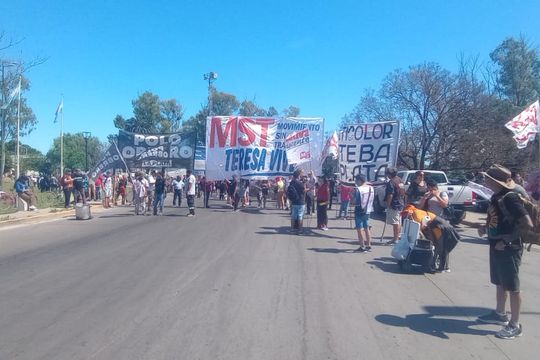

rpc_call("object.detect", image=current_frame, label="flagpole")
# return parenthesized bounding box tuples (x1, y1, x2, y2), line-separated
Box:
(60, 96, 64, 177)
(16, 76, 21, 179)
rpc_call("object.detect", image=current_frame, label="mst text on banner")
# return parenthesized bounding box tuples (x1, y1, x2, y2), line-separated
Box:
(338, 121, 400, 181)
(117, 130, 194, 168)
(205, 116, 324, 179)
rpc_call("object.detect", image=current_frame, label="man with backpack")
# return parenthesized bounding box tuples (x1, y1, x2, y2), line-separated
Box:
(476, 164, 533, 339)
(351, 175, 374, 252)
(287, 168, 306, 234)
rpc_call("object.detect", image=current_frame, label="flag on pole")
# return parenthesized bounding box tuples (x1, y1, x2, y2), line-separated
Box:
(284, 129, 311, 165)
(0, 78, 21, 110)
(505, 100, 539, 149)
(54, 98, 63, 123)
(320, 130, 339, 164)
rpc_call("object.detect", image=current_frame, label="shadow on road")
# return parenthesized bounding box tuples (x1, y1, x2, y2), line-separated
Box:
(307, 247, 357, 254)
(366, 257, 423, 274)
(256, 226, 348, 240)
(375, 306, 497, 339)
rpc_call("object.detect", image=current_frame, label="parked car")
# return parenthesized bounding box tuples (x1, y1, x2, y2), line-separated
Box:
(373, 170, 478, 214)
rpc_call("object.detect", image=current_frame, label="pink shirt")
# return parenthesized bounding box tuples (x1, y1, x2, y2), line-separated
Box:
(340, 185, 353, 201)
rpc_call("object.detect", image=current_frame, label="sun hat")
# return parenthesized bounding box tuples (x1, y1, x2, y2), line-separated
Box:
(481, 164, 515, 190)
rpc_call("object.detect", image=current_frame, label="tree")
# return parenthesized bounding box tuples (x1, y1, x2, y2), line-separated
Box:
(46, 133, 104, 173)
(114, 91, 184, 133)
(490, 37, 540, 107)
(283, 105, 300, 117)
(343, 63, 488, 170)
(4, 141, 46, 174)
(239, 99, 267, 116)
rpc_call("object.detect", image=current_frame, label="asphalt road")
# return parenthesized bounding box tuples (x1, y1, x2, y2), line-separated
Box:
(0, 197, 539, 360)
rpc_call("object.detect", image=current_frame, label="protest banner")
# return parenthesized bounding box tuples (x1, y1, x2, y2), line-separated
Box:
(88, 142, 129, 179)
(205, 116, 324, 179)
(117, 130, 194, 169)
(284, 129, 311, 165)
(338, 121, 400, 181)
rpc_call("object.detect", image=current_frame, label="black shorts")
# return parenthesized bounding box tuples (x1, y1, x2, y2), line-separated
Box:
(489, 245, 522, 292)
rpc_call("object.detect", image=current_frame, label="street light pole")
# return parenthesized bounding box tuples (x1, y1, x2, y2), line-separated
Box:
(82, 131, 91, 172)
(203, 71, 218, 116)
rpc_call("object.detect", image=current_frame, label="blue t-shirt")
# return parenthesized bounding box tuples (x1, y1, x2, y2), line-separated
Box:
(385, 181, 404, 211)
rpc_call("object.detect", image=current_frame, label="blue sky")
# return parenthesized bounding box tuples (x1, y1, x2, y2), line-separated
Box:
(1, 0, 538, 154)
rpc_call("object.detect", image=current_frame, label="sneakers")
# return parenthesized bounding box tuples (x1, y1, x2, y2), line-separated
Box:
(477, 311, 509, 326)
(496, 323, 522, 339)
(187, 213, 194, 217)
(366, 246, 372, 252)
(356, 246, 368, 253)
(385, 240, 397, 246)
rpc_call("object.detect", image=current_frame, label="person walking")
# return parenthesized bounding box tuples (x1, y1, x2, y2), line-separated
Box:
(172, 175, 184, 207)
(384, 167, 405, 245)
(276, 177, 286, 209)
(186, 170, 196, 216)
(261, 180, 269, 208)
(287, 168, 306, 234)
(351, 175, 374, 252)
(102, 172, 113, 208)
(476, 164, 532, 339)
(71, 169, 87, 205)
(338, 180, 353, 219)
(316, 177, 330, 230)
(59, 170, 74, 208)
(153, 172, 166, 215)
(133, 172, 148, 215)
(204, 177, 213, 208)
(305, 171, 316, 215)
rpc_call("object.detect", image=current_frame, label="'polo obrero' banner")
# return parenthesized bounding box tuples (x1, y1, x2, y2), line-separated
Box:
(118, 130, 194, 168)
(338, 121, 400, 182)
(205, 116, 324, 180)
(88, 142, 129, 179)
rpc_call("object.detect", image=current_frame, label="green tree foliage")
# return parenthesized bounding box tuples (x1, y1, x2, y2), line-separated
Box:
(46, 133, 104, 173)
(3, 141, 45, 174)
(283, 105, 300, 117)
(239, 99, 267, 116)
(490, 36, 540, 107)
(114, 91, 184, 134)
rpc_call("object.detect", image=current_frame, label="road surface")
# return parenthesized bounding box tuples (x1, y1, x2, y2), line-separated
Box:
(0, 197, 539, 359)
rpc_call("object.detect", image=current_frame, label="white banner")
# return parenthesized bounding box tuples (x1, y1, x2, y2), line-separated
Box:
(338, 121, 400, 182)
(206, 116, 324, 180)
(285, 129, 311, 165)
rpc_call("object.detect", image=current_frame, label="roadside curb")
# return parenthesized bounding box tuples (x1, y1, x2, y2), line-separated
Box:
(0, 203, 108, 227)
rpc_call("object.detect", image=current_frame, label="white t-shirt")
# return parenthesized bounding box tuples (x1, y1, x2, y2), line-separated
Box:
(173, 179, 184, 190)
(426, 191, 449, 217)
(354, 184, 375, 214)
(187, 175, 196, 195)
(147, 174, 156, 191)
